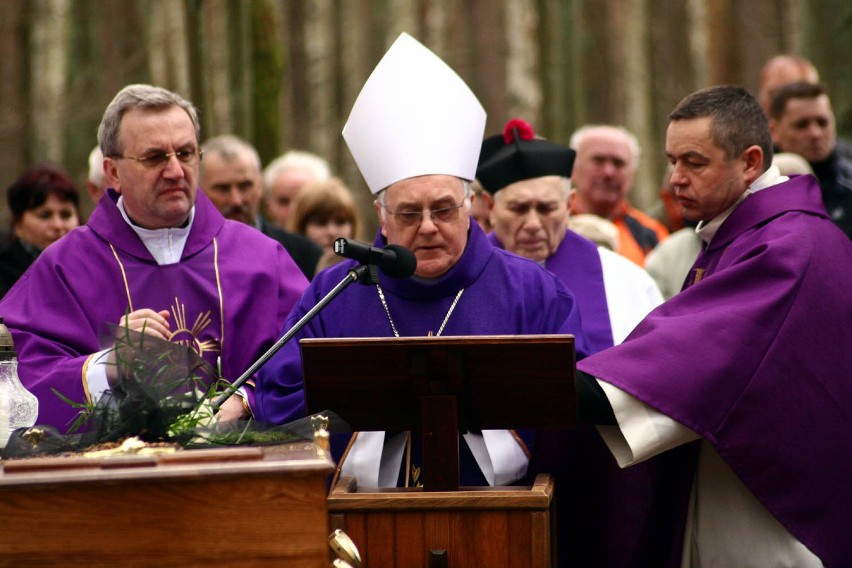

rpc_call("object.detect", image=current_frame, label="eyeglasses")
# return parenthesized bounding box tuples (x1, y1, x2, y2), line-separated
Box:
(383, 202, 466, 227)
(113, 148, 203, 169)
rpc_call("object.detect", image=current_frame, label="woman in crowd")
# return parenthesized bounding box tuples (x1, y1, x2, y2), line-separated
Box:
(289, 177, 361, 272)
(0, 165, 80, 298)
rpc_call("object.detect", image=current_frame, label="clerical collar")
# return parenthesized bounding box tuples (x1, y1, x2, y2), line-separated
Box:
(116, 196, 195, 265)
(696, 165, 788, 245)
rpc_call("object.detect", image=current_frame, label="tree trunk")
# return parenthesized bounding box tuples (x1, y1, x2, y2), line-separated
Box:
(0, 0, 27, 224)
(504, 0, 541, 127)
(304, 0, 336, 163)
(252, 0, 284, 164)
(621, 0, 657, 210)
(30, 0, 71, 164)
(202, 0, 232, 135)
(539, 0, 571, 141)
(339, 0, 380, 239)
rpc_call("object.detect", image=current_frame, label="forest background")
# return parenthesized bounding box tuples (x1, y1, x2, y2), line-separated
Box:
(1, 0, 850, 234)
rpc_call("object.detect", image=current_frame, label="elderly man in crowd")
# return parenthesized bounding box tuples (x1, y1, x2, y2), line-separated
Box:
(0, 84, 308, 429)
(200, 134, 323, 278)
(262, 150, 332, 231)
(478, 117, 664, 567)
(768, 81, 852, 238)
(569, 125, 669, 266)
(253, 34, 591, 490)
(576, 85, 852, 567)
(86, 146, 110, 207)
(479, 118, 662, 348)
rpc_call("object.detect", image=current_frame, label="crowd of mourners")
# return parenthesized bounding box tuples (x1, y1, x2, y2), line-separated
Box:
(1, 41, 850, 568)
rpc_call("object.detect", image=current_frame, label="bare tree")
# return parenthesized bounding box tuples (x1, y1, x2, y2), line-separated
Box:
(4, 0, 851, 232)
(504, 0, 541, 126)
(304, 0, 336, 162)
(390, 0, 419, 41)
(252, 0, 284, 163)
(202, 0, 232, 135)
(620, 0, 657, 210)
(30, 0, 71, 163)
(0, 1, 27, 222)
(686, 0, 709, 89)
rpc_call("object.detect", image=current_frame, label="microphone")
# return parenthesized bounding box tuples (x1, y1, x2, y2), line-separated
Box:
(333, 237, 417, 279)
(209, 241, 414, 412)
(209, 240, 415, 412)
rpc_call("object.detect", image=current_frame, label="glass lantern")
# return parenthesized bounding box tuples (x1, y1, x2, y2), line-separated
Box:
(0, 317, 38, 450)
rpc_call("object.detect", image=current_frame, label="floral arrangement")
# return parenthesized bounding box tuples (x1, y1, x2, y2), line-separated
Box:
(2, 324, 330, 459)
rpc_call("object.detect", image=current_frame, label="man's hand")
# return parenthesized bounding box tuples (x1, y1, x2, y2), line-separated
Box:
(119, 309, 171, 340)
(105, 309, 172, 385)
(216, 394, 250, 423)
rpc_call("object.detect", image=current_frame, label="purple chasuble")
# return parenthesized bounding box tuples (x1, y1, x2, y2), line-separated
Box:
(0, 189, 308, 432)
(492, 228, 680, 568)
(489, 229, 613, 352)
(579, 175, 852, 567)
(255, 222, 588, 424)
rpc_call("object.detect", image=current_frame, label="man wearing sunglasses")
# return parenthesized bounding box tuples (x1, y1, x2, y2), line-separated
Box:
(0, 84, 308, 431)
(254, 34, 592, 489)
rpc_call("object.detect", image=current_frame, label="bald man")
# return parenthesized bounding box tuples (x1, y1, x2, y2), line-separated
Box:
(757, 54, 819, 116)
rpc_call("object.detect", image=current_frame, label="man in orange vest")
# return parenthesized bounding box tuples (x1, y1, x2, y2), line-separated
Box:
(569, 125, 669, 266)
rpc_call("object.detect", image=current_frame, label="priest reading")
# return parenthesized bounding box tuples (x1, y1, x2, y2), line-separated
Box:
(254, 33, 592, 488)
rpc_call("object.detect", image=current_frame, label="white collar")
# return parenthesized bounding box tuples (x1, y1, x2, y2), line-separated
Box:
(696, 165, 788, 245)
(117, 196, 195, 265)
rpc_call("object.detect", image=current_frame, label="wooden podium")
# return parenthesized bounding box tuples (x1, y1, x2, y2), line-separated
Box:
(302, 335, 576, 567)
(329, 473, 556, 568)
(0, 442, 334, 567)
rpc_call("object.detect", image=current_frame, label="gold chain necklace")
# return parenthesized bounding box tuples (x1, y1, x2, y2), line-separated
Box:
(376, 285, 464, 337)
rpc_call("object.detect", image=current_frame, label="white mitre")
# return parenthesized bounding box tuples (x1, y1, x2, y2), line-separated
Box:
(342, 33, 487, 195)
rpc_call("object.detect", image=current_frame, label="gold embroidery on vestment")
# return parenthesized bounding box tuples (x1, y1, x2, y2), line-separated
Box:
(109, 238, 224, 360)
(110, 244, 134, 311)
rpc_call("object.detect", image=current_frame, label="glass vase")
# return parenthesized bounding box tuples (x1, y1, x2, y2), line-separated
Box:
(0, 358, 39, 450)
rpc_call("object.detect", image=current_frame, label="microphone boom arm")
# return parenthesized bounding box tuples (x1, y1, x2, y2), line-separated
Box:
(210, 263, 376, 411)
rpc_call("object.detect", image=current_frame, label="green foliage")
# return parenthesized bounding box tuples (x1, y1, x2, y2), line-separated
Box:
(42, 324, 306, 455)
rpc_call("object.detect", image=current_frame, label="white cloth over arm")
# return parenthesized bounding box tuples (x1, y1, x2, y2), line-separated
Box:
(597, 246, 663, 344)
(595, 380, 822, 568)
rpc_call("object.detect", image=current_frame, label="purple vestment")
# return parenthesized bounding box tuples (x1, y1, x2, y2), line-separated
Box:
(255, 222, 588, 425)
(489, 229, 612, 352)
(579, 175, 852, 567)
(492, 228, 678, 568)
(0, 189, 308, 432)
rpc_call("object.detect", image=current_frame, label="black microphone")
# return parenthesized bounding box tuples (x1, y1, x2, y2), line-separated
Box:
(209, 240, 415, 412)
(333, 237, 417, 279)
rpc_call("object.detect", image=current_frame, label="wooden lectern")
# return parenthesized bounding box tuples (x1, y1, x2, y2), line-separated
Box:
(302, 334, 576, 567)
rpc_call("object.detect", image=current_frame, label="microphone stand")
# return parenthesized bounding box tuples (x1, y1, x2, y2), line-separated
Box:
(209, 263, 379, 412)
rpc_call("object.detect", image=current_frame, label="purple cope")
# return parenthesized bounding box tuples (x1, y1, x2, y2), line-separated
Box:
(0, 189, 307, 431)
(579, 175, 852, 567)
